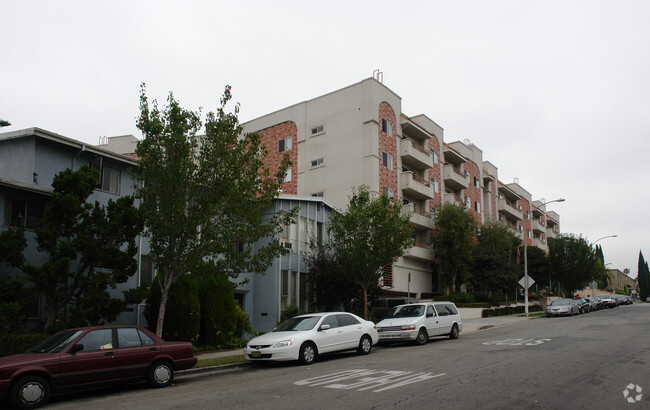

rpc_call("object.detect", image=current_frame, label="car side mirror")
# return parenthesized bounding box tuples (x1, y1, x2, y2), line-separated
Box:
(68, 344, 84, 354)
(319, 324, 331, 331)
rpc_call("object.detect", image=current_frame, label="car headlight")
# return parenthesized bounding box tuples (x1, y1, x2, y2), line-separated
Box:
(272, 339, 295, 348)
(401, 324, 416, 330)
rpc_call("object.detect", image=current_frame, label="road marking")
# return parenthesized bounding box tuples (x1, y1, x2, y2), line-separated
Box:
(482, 338, 551, 346)
(294, 369, 445, 393)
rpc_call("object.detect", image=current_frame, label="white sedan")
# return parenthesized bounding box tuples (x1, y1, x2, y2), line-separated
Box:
(243, 312, 378, 365)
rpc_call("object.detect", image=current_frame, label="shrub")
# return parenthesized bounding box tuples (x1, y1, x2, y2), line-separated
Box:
(280, 305, 300, 324)
(145, 275, 201, 342)
(0, 333, 49, 357)
(197, 269, 238, 345)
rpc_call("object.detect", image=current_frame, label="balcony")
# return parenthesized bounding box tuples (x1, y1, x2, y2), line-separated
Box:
(497, 197, 523, 222)
(442, 164, 468, 191)
(532, 219, 545, 235)
(402, 203, 435, 230)
(403, 241, 435, 261)
(400, 171, 434, 200)
(443, 192, 462, 206)
(400, 138, 432, 170)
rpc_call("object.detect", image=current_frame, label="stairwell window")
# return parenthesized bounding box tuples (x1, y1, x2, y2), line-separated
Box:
(311, 158, 324, 167)
(382, 118, 393, 136)
(311, 125, 325, 136)
(382, 152, 393, 170)
(279, 137, 292, 153)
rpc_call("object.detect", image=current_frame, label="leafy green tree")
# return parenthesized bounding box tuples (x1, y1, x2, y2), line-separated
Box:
(0, 119, 10, 127)
(432, 203, 478, 293)
(638, 251, 650, 301)
(526, 246, 550, 288)
(306, 241, 379, 313)
(135, 84, 294, 336)
(0, 228, 28, 332)
(548, 235, 599, 296)
(469, 222, 519, 299)
(325, 186, 414, 319)
(23, 166, 143, 330)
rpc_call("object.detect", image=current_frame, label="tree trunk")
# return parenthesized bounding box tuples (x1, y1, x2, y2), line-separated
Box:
(44, 305, 58, 332)
(362, 284, 368, 320)
(155, 278, 173, 337)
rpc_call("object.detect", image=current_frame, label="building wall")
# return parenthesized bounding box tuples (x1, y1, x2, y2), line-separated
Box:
(257, 121, 298, 195)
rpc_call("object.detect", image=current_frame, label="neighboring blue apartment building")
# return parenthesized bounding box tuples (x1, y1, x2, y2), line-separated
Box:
(1, 128, 333, 333)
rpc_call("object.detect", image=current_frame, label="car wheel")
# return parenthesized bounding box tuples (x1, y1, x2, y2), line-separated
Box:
(147, 361, 174, 388)
(357, 335, 372, 355)
(10, 375, 50, 409)
(299, 342, 317, 365)
(449, 324, 459, 339)
(415, 329, 428, 345)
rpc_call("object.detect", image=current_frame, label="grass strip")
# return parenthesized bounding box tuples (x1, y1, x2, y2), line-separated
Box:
(195, 354, 246, 368)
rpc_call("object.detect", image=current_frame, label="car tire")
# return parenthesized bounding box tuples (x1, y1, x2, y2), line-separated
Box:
(299, 342, 317, 365)
(415, 328, 428, 345)
(357, 335, 372, 355)
(147, 361, 174, 388)
(10, 375, 50, 410)
(449, 324, 459, 339)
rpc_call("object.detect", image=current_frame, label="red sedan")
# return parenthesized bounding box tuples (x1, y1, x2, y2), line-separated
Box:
(0, 325, 197, 409)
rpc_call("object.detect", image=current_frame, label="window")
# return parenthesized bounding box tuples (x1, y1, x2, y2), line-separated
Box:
(427, 305, 435, 317)
(382, 118, 393, 136)
(283, 168, 292, 182)
(431, 149, 439, 164)
(336, 314, 360, 326)
(140, 255, 153, 287)
(474, 177, 480, 188)
(91, 157, 121, 195)
(321, 315, 339, 329)
(311, 125, 324, 135)
(311, 192, 324, 198)
(382, 152, 393, 170)
(383, 187, 394, 198)
(311, 158, 324, 167)
(6, 198, 44, 229)
(465, 196, 470, 205)
(77, 329, 113, 351)
(278, 137, 292, 153)
(475, 201, 481, 212)
(431, 178, 439, 193)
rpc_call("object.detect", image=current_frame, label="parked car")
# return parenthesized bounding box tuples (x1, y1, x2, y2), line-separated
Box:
(0, 325, 197, 409)
(546, 299, 579, 317)
(375, 302, 463, 345)
(371, 297, 419, 320)
(574, 298, 590, 313)
(597, 294, 618, 308)
(615, 295, 632, 305)
(583, 297, 600, 311)
(244, 312, 378, 365)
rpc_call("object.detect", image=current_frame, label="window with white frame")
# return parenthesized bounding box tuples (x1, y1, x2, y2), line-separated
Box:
(431, 177, 439, 193)
(382, 152, 393, 170)
(431, 149, 439, 163)
(311, 125, 325, 135)
(283, 167, 292, 183)
(278, 137, 292, 153)
(91, 157, 121, 195)
(382, 187, 394, 198)
(474, 201, 481, 213)
(311, 158, 324, 167)
(474, 177, 480, 188)
(382, 118, 393, 136)
(311, 192, 324, 197)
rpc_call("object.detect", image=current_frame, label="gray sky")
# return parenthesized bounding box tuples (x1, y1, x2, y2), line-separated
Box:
(2, 0, 649, 278)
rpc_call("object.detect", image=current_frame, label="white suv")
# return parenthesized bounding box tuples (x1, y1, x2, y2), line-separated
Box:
(375, 302, 463, 345)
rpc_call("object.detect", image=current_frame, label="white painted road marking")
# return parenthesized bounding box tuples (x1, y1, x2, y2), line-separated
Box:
(295, 369, 445, 393)
(482, 338, 551, 346)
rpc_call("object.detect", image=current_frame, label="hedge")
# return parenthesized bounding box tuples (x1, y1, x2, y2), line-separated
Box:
(482, 305, 543, 317)
(0, 333, 49, 357)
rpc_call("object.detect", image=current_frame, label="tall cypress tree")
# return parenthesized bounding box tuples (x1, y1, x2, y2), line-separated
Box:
(638, 251, 650, 301)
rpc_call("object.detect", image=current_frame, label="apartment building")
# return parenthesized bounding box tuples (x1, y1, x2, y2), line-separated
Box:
(243, 76, 561, 298)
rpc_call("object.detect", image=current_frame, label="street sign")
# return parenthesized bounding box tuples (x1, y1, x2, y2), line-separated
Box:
(518, 275, 535, 289)
(590, 280, 598, 289)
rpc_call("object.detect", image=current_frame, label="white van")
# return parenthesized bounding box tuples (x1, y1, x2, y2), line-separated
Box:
(375, 302, 463, 345)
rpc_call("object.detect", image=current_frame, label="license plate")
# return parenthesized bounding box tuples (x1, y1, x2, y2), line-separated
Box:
(251, 350, 262, 358)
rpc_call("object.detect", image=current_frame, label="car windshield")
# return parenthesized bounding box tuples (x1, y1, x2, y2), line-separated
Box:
(385, 305, 425, 318)
(274, 316, 320, 331)
(27, 329, 85, 353)
(551, 300, 570, 306)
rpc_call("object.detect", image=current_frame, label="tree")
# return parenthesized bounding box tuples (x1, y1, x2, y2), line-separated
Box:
(638, 251, 650, 301)
(432, 203, 478, 293)
(548, 235, 598, 296)
(135, 84, 294, 337)
(0, 119, 10, 127)
(325, 186, 414, 319)
(525, 246, 550, 288)
(22, 166, 143, 330)
(469, 222, 520, 299)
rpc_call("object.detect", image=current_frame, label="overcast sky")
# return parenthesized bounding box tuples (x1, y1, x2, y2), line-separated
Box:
(2, 1, 649, 278)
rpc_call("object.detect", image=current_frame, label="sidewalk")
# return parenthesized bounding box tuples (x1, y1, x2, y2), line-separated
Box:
(192, 313, 533, 363)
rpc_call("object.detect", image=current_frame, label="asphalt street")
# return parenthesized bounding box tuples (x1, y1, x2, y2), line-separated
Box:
(45, 304, 650, 409)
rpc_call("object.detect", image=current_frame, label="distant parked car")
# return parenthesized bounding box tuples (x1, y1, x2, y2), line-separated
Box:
(597, 294, 618, 308)
(244, 312, 378, 365)
(546, 299, 579, 317)
(0, 325, 197, 409)
(615, 295, 632, 305)
(583, 297, 600, 311)
(375, 301, 463, 345)
(574, 298, 590, 313)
